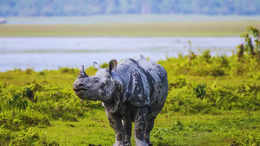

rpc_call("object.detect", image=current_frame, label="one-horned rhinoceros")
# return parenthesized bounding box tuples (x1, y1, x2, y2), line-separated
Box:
(73, 58, 168, 146)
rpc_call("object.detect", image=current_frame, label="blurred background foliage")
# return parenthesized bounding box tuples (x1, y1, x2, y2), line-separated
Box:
(0, 0, 260, 16)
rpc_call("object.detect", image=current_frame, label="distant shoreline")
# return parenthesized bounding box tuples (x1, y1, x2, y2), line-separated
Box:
(0, 18, 260, 37)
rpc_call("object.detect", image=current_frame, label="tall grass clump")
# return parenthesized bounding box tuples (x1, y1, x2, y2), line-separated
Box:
(0, 78, 92, 145)
(160, 26, 260, 114)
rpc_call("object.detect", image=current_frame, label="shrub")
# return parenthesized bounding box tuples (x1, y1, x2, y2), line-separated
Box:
(25, 68, 34, 75)
(0, 128, 11, 144)
(231, 132, 260, 146)
(168, 76, 187, 89)
(100, 62, 109, 68)
(7, 90, 29, 111)
(9, 128, 40, 146)
(36, 134, 60, 146)
(59, 67, 77, 74)
(237, 44, 245, 61)
(31, 87, 88, 121)
(22, 81, 43, 102)
(0, 110, 50, 131)
(201, 50, 211, 62)
(164, 79, 260, 114)
(193, 84, 207, 99)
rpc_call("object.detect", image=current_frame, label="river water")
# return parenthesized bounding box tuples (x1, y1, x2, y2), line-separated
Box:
(0, 37, 243, 71)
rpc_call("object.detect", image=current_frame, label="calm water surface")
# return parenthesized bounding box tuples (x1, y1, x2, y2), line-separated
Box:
(0, 37, 243, 71)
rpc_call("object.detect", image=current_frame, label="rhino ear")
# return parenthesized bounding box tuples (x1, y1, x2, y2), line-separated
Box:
(109, 59, 117, 74)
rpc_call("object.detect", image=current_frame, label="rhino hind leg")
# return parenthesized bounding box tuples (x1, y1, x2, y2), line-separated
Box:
(122, 117, 132, 146)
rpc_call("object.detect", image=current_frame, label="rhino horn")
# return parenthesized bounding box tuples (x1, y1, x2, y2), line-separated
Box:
(79, 65, 88, 78)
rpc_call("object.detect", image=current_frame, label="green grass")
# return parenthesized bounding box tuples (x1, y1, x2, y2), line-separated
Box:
(0, 50, 260, 145)
(0, 27, 260, 145)
(1, 20, 260, 37)
(41, 110, 260, 146)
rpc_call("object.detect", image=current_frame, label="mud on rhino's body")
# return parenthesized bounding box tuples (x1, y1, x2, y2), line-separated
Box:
(73, 58, 168, 146)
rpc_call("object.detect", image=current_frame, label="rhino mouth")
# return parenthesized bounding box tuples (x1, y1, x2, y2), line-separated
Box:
(73, 88, 87, 92)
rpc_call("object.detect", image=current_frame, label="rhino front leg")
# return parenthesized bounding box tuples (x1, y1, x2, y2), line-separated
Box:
(122, 117, 132, 146)
(106, 111, 130, 146)
(144, 117, 155, 146)
(134, 107, 149, 146)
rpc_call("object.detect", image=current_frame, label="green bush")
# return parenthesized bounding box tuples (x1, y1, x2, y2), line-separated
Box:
(0, 110, 50, 131)
(168, 76, 187, 89)
(164, 80, 260, 114)
(9, 128, 40, 146)
(231, 132, 260, 146)
(59, 67, 77, 74)
(0, 128, 11, 144)
(193, 84, 207, 99)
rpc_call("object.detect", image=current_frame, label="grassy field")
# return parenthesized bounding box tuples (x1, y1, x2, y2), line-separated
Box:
(0, 24, 260, 146)
(0, 47, 260, 145)
(1, 20, 260, 37)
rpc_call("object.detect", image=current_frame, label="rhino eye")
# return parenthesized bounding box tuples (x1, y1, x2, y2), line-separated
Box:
(100, 83, 105, 89)
(93, 78, 100, 83)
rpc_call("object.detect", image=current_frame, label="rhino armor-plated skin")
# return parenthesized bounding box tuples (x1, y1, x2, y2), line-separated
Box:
(73, 58, 168, 146)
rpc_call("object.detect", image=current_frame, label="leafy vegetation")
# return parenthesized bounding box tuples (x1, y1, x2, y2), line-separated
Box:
(0, 27, 260, 145)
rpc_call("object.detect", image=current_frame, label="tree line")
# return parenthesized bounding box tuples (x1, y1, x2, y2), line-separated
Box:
(0, 0, 260, 16)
